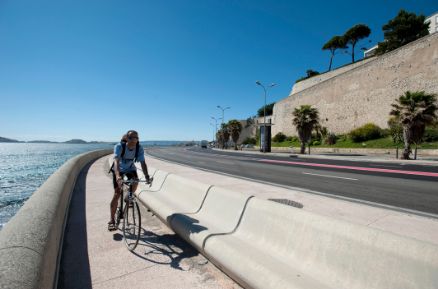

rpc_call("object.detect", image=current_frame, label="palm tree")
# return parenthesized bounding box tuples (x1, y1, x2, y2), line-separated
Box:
(227, 120, 243, 150)
(219, 123, 230, 149)
(292, 105, 320, 154)
(322, 35, 347, 71)
(216, 130, 224, 149)
(344, 24, 371, 63)
(390, 91, 437, 159)
(387, 116, 404, 159)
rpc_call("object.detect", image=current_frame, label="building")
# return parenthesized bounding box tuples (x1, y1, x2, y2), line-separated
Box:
(425, 11, 438, 34)
(364, 11, 438, 58)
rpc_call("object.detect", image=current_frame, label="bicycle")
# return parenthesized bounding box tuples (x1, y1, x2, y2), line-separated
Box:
(115, 177, 153, 251)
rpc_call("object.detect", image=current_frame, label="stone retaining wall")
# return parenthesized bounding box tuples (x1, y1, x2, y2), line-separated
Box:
(272, 33, 438, 136)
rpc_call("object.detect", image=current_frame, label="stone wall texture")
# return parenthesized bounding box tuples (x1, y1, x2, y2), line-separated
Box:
(272, 32, 438, 136)
(237, 116, 272, 144)
(291, 57, 375, 95)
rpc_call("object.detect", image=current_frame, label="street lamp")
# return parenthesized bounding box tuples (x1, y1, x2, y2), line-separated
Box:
(217, 105, 231, 125)
(210, 123, 216, 143)
(211, 116, 219, 144)
(256, 81, 276, 153)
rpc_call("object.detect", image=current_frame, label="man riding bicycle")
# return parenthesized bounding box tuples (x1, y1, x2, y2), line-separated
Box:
(108, 130, 150, 231)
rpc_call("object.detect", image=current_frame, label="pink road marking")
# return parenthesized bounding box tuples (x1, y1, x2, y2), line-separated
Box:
(258, 159, 438, 178)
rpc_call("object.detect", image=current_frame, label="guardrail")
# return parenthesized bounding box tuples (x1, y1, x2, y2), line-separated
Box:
(137, 168, 438, 289)
(0, 149, 112, 289)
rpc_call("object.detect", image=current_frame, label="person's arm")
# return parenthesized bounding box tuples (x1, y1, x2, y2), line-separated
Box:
(141, 161, 150, 182)
(113, 144, 122, 186)
(137, 146, 149, 181)
(114, 158, 123, 185)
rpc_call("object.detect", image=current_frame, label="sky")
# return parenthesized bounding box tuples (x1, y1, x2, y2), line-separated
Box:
(0, 0, 437, 142)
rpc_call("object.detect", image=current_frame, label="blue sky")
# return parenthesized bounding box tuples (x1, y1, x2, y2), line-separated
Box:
(0, 0, 436, 142)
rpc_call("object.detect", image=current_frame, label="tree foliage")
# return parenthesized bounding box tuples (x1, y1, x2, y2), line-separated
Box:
(295, 70, 320, 83)
(390, 91, 437, 159)
(292, 105, 320, 154)
(227, 119, 243, 150)
(216, 123, 230, 149)
(322, 36, 347, 71)
(257, 102, 275, 117)
(376, 10, 429, 55)
(344, 24, 371, 63)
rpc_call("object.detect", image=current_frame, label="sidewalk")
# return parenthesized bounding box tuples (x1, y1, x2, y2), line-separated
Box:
(57, 156, 241, 289)
(216, 147, 438, 166)
(58, 152, 438, 289)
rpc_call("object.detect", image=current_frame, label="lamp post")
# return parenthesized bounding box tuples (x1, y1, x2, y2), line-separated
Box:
(210, 123, 216, 143)
(256, 81, 276, 153)
(217, 105, 231, 125)
(211, 116, 219, 145)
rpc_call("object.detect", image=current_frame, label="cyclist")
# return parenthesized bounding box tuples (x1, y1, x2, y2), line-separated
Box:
(108, 130, 150, 231)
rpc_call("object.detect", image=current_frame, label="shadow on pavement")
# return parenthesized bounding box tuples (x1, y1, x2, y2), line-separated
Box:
(57, 161, 93, 289)
(132, 229, 199, 271)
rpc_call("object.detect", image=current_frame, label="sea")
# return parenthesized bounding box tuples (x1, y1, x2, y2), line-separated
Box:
(0, 141, 183, 230)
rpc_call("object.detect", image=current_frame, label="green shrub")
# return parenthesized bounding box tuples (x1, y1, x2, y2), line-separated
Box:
(311, 132, 322, 142)
(312, 140, 321, 146)
(337, 134, 347, 141)
(287, 136, 299, 142)
(349, 123, 383, 143)
(272, 132, 287, 142)
(325, 133, 337, 145)
(381, 128, 391, 137)
(242, 137, 256, 145)
(423, 128, 438, 142)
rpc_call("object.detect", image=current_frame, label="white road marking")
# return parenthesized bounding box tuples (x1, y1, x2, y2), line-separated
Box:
(302, 172, 358, 181)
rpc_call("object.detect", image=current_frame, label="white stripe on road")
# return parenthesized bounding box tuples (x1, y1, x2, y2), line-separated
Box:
(302, 172, 359, 181)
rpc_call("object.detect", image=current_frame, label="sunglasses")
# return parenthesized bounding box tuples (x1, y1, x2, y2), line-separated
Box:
(128, 136, 138, 140)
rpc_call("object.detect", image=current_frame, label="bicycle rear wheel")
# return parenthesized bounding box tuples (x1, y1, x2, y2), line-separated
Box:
(122, 199, 141, 251)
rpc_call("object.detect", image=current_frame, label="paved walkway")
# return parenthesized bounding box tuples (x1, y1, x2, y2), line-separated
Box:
(58, 151, 438, 289)
(218, 148, 438, 166)
(57, 156, 241, 289)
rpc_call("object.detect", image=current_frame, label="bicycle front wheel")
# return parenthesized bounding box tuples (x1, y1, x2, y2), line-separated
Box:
(122, 200, 141, 251)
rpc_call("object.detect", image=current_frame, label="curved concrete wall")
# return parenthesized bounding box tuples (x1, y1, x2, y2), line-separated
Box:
(0, 149, 112, 289)
(138, 168, 438, 289)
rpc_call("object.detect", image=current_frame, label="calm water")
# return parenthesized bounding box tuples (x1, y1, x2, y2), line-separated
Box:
(0, 141, 183, 230)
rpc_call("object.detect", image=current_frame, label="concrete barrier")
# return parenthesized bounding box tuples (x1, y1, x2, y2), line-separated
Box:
(170, 187, 253, 252)
(137, 169, 170, 199)
(203, 197, 438, 289)
(137, 174, 211, 225)
(0, 149, 112, 289)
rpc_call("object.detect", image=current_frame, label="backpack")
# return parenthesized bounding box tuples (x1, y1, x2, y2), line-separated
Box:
(108, 141, 140, 173)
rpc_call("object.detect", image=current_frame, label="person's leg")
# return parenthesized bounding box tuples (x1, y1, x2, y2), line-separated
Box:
(110, 187, 121, 222)
(128, 171, 139, 193)
(109, 171, 121, 224)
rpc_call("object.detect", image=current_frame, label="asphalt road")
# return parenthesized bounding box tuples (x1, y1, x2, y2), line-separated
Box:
(146, 146, 438, 216)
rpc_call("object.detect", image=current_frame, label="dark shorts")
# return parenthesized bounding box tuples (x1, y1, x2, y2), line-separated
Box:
(112, 171, 138, 189)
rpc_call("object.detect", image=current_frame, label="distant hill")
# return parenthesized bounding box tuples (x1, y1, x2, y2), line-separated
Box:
(27, 140, 57, 143)
(64, 139, 87, 144)
(0, 136, 20, 143)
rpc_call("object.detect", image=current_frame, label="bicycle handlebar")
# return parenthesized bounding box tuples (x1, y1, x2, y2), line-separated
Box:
(122, 178, 153, 185)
